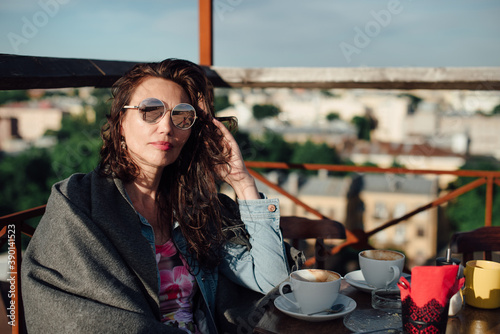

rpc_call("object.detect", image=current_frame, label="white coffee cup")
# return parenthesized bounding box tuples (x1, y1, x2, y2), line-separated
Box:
(278, 269, 341, 314)
(359, 250, 405, 289)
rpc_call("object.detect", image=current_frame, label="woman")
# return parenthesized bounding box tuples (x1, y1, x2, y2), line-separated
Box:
(21, 59, 290, 333)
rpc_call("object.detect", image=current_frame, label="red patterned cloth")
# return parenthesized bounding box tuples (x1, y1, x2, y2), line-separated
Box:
(399, 265, 464, 307)
(398, 265, 464, 333)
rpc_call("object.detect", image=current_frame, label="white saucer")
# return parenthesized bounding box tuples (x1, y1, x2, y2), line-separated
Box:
(274, 293, 356, 322)
(344, 270, 411, 293)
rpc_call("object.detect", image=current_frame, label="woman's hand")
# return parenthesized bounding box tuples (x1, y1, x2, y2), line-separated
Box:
(213, 118, 260, 200)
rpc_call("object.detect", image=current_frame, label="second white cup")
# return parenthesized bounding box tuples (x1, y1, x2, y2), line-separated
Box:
(359, 249, 405, 289)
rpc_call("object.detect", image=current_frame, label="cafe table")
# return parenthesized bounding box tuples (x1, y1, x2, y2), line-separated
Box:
(253, 279, 500, 334)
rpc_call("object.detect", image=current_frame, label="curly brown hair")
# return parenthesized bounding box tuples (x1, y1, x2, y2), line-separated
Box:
(99, 58, 230, 269)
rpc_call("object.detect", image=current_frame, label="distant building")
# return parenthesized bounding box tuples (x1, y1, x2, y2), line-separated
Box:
(0, 105, 64, 152)
(344, 141, 465, 188)
(439, 114, 500, 160)
(404, 98, 500, 160)
(360, 174, 439, 267)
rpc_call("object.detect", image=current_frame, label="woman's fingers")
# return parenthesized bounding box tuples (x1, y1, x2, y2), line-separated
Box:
(212, 118, 259, 199)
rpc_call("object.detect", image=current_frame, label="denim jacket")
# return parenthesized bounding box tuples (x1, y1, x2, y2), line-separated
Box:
(138, 195, 290, 333)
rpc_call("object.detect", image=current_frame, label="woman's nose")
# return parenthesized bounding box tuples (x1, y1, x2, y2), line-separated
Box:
(158, 112, 174, 133)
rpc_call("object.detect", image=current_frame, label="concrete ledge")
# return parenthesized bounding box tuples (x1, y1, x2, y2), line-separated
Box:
(1, 54, 500, 91)
(207, 66, 500, 90)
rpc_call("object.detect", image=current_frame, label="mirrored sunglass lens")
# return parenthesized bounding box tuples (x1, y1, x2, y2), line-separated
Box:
(171, 103, 196, 129)
(139, 98, 165, 123)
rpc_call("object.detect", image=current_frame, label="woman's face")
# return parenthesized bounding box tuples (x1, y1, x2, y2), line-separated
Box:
(120, 77, 192, 175)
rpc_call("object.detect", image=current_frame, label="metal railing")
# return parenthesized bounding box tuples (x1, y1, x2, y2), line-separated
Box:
(245, 162, 500, 266)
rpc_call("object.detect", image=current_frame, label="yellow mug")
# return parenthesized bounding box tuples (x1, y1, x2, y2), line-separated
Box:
(464, 260, 500, 309)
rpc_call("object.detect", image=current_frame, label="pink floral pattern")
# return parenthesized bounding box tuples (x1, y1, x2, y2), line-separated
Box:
(156, 240, 199, 334)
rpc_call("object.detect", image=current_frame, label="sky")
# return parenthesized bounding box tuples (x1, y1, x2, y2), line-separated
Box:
(0, 0, 500, 68)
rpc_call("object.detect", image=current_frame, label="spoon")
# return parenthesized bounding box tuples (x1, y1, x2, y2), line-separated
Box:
(307, 303, 346, 316)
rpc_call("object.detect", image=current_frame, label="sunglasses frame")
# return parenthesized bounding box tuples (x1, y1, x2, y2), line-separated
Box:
(215, 116, 238, 133)
(123, 97, 197, 130)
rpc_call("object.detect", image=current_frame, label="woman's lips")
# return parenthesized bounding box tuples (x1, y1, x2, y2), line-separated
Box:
(150, 141, 173, 151)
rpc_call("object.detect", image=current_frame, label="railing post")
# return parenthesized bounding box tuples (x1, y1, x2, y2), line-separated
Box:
(199, 0, 213, 66)
(485, 176, 493, 227)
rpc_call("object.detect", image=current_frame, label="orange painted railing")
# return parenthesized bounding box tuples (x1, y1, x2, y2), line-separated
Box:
(245, 162, 500, 266)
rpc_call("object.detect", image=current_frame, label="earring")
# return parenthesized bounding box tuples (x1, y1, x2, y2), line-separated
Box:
(120, 139, 127, 150)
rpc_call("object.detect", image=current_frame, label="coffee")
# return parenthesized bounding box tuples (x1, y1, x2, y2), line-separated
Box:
(359, 249, 405, 289)
(293, 269, 340, 283)
(361, 250, 403, 261)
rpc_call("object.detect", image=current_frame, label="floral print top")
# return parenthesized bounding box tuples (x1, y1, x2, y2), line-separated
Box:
(155, 239, 200, 334)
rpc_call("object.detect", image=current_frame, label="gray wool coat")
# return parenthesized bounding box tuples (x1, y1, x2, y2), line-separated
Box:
(21, 172, 182, 333)
(21, 171, 293, 333)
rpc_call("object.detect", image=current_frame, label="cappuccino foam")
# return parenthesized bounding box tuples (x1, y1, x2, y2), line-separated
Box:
(292, 269, 340, 283)
(361, 250, 403, 261)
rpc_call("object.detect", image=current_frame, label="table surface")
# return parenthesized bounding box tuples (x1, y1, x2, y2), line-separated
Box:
(253, 280, 500, 334)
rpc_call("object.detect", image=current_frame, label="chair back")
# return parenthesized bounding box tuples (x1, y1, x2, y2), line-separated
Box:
(280, 216, 346, 269)
(450, 226, 500, 264)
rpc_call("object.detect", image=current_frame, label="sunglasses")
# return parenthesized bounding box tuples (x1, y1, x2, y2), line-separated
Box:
(216, 116, 238, 133)
(123, 97, 197, 129)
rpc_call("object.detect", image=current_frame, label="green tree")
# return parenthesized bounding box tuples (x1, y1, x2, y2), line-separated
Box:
(291, 140, 342, 175)
(391, 159, 405, 169)
(492, 104, 500, 115)
(398, 93, 423, 114)
(214, 95, 231, 111)
(43, 90, 67, 98)
(446, 156, 500, 231)
(254, 131, 294, 163)
(326, 112, 340, 122)
(320, 90, 338, 97)
(91, 88, 112, 125)
(233, 131, 255, 160)
(0, 148, 53, 216)
(48, 112, 102, 182)
(252, 104, 280, 120)
(233, 130, 294, 174)
(0, 90, 30, 105)
(235, 132, 352, 176)
(351, 116, 371, 141)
